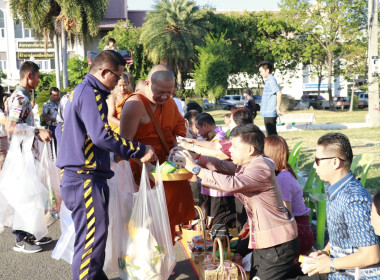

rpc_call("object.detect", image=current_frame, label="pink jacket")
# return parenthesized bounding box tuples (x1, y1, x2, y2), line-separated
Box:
(198, 155, 298, 249)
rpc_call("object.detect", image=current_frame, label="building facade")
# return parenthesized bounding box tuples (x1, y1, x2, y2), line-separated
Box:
(0, 0, 141, 89)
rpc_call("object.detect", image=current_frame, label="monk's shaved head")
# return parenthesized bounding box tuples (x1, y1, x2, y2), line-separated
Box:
(147, 64, 175, 84)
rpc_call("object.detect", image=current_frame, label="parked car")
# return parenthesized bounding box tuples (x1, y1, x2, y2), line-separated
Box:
(333, 96, 350, 109)
(218, 98, 236, 110)
(357, 92, 368, 109)
(299, 94, 330, 109)
(252, 95, 262, 105)
(203, 99, 210, 110)
(222, 95, 245, 106)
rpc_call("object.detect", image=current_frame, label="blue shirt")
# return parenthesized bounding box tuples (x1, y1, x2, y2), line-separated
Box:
(260, 74, 281, 117)
(326, 172, 380, 279)
(56, 74, 146, 178)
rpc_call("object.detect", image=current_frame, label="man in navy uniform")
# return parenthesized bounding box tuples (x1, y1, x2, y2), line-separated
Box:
(56, 50, 157, 280)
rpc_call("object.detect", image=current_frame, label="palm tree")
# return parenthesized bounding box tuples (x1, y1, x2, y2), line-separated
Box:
(10, 0, 108, 89)
(140, 0, 209, 89)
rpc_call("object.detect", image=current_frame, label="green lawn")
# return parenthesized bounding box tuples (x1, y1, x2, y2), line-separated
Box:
(209, 108, 370, 126)
(208, 109, 380, 194)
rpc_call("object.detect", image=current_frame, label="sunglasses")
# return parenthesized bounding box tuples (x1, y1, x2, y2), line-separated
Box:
(314, 156, 346, 166)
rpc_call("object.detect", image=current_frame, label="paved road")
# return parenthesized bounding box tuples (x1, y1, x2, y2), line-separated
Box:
(0, 220, 197, 280)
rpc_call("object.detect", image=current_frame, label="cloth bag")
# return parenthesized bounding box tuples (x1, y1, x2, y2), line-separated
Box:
(118, 162, 176, 280)
(0, 124, 48, 240)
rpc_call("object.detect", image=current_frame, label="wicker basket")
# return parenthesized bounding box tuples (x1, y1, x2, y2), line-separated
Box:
(182, 206, 210, 263)
(199, 238, 247, 280)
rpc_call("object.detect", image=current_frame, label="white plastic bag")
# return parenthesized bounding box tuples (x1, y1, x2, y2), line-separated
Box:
(52, 158, 137, 272)
(119, 162, 176, 280)
(104, 160, 137, 274)
(0, 124, 48, 240)
(51, 201, 75, 263)
(38, 141, 62, 218)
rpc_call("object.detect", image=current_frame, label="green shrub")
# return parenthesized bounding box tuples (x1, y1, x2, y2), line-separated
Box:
(281, 95, 297, 112)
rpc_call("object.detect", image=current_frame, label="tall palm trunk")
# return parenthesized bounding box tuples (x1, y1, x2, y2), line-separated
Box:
(54, 33, 61, 89)
(61, 24, 68, 89)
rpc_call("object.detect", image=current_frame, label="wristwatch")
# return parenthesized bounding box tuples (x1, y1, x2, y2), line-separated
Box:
(34, 128, 39, 135)
(330, 258, 337, 273)
(191, 165, 201, 175)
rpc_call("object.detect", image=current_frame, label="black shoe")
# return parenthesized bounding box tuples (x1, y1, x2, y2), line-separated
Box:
(29, 235, 53, 245)
(13, 237, 42, 253)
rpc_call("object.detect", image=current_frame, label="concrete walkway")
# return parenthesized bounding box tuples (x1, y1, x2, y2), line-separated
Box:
(259, 122, 368, 133)
(0, 221, 197, 280)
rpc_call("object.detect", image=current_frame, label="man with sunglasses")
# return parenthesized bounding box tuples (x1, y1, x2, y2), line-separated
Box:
(296, 133, 380, 279)
(56, 50, 157, 280)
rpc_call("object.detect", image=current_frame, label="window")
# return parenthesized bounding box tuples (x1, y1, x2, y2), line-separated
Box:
(14, 21, 33, 39)
(0, 10, 5, 38)
(0, 52, 6, 70)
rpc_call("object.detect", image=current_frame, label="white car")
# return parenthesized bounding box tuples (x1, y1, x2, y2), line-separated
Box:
(222, 95, 245, 106)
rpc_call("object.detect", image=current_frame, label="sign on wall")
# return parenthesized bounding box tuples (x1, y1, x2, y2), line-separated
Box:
(17, 52, 55, 60)
(18, 42, 54, 49)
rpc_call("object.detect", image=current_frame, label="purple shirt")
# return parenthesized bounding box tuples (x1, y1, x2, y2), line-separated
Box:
(276, 170, 310, 217)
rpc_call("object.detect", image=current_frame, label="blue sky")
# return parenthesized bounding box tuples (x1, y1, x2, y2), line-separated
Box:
(128, 0, 281, 11)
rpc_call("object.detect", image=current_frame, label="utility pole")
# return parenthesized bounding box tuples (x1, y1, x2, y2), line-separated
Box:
(368, 0, 380, 127)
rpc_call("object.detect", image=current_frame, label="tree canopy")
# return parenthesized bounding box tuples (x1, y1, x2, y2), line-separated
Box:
(140, 0, 209, 88)
(279, 0, 368, 106)
(193, 33, 232, 100)
(99, 20, 151, 82)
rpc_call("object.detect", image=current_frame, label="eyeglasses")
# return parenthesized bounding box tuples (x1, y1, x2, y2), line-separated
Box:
(107, 69, 121, 81)
(314, 156, 346, 166)
(99, 68, 121, 81)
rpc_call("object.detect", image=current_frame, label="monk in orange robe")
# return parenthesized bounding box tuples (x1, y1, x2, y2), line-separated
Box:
(119, 64, 195, 241)
(107, 73, 134, 133)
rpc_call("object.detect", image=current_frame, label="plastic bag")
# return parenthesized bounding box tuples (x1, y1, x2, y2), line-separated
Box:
(52, 157, 137, 273)
(38, 141, 62, 219)
(0, 124, 48, 240)
(104, 159, 137, 275)
(51, 201, 75, 263)
(119, 162, 176, 280)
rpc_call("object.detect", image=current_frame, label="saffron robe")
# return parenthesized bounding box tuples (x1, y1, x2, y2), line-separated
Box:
(127, 94, 195, 241)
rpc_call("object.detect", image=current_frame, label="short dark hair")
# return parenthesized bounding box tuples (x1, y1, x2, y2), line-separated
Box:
(230, 124, 265, 154)
(108, 38, 116, 44)
(196, 112, 215, 127)
(49, 87, 60, 95)
(243, 88, 252, 95)
(373, 190, 380, 216)
(20, 61, 40, 80)
(184, 110, 199, 128)
(232, 108, 253, 125)
(317, 132, 353, 169)
(258, 61, 273, 73)
(186, 102, 202, 113)
(89, 50, 126, 73)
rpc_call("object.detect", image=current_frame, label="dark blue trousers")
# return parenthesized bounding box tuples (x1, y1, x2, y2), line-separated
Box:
(61, 170, 109, 280)
(49, 125, 57, 152)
